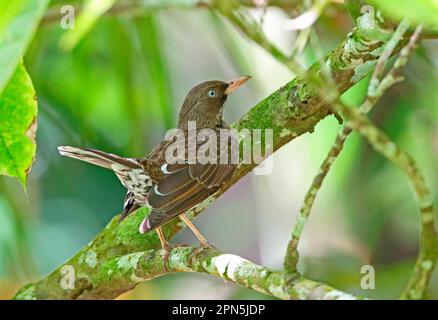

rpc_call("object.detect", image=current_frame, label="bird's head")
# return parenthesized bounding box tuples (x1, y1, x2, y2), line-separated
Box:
(178, 76, 251, 130)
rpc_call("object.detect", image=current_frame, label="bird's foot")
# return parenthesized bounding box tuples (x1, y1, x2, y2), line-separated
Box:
(188, 241, 218, 268)
(200, 241, 217, 250)
(160, 242, 190, 272)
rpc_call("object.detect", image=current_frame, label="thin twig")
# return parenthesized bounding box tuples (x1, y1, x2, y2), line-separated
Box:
(332, 89, 437, 300)
(283, 19, 411, 279)
(42, 0, 300, 26)
(14, 2, 431, 300)
(221, 2, 436, 299)
(317, 24, 436, 300)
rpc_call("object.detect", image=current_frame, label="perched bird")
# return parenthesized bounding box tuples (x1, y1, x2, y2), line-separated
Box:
(58, 76, 251, 257)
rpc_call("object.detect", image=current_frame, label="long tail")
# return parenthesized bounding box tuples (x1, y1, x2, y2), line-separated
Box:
(58, 146, 151, 222)
(58, 146, 139, 170)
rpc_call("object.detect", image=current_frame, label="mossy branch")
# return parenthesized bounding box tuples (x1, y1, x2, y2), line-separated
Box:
(14, 240, 362, 300)
(332, 96, 438, 300)
(218, 1, 437, 300)
(283, 19, 412, 281)
(299, 14, 437, 299)
(13, 1, 434, 300)
(311, 21, 437, 300)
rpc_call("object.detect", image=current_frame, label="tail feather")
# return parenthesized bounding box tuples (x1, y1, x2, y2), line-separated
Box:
(58, 146, 151, 207)
(58, 146, 139, 169)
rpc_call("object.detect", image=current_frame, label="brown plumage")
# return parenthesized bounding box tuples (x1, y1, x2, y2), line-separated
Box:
(58, 76, 250, 253)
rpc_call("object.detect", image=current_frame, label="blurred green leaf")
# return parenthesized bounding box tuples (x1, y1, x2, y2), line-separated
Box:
(60, 0, 117, 51)
(369, 0, 438, 28)
(0, 0, 50, 94)
(0, 196, 17, 276)
(0, 64, 37, 186)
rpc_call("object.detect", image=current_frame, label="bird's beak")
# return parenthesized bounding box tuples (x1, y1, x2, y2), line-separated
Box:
(224, 75, 251, 95)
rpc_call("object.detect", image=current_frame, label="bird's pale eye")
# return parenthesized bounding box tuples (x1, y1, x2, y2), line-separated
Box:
(208, 90, 216, 97)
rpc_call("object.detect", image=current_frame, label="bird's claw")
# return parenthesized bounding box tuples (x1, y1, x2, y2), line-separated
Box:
(201, 241, 217, 250)
(159, 242, 190, 272)
(188, 242, 218, 268)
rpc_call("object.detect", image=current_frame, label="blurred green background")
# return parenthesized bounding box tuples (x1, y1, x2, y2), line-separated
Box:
(0, 1, 437, 299)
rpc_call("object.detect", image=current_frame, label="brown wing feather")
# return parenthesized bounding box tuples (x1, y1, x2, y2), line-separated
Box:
(138, 128, 236, 233)
(148, 170, 199, 209)
(141, 165, 234, 233)
(142, 186, 217, 232)
(155, 167, 194, 195)
(189, 163, 235, 188)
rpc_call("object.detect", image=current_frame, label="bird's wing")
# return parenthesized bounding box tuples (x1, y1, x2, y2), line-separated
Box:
(189, 163, 235, 188)
(141, 169, 219, 233)
(140, 131, 236, 233)
(188, 129, 236, 187)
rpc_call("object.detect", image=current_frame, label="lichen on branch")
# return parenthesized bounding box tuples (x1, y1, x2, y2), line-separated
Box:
(13, 1, 435, 300)
(14, 241, 362, 300)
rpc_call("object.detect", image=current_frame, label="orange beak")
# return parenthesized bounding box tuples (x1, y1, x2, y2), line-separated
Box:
(224, 75, 251, 95)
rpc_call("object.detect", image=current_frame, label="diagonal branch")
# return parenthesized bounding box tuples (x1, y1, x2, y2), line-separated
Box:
(283, 19, 412, 281)
(13, 2, 418, 300)
(332, 93, 438, 301)
(219, 1, 437, 300)
(293, 21, 438, 300)
(290, 17, 437, 299)
(42, 0, 301, 25)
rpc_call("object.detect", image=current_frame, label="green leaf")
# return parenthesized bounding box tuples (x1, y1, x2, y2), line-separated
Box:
(60, 0, 117, 51)
(368, 0, 438, 28)
(0, 0, 50, 94)
(0, 64, 37, 186)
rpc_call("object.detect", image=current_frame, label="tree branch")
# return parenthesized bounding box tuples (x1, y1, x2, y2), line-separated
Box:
(332, 94, 438, 301)
(217, 1, 438, 300)
(42, 0, 300, 25)
(13, 1, 430, 300)
(318, 23, 437, 300)
(293, 19, 438, 299)
(283, 18, 411, 282)
(43, 0, 438, 40)
(14, 245, 362, 300)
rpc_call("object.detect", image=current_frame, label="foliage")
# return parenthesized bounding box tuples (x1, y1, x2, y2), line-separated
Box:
(0, 0, 49, 93)
(60, 0, 117, 51)
(0, 0, 49, 186)
(0, 64, 37, 186)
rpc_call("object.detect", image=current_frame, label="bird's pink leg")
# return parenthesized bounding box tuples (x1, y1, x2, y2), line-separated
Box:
(156, 227, 172, 271)
(156, 227, 188, 271)
(179, 214, 217, 267)
(179, 214, 212, 248)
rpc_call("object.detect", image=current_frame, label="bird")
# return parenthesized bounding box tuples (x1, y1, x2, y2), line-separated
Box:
(58, 76, 251, 260)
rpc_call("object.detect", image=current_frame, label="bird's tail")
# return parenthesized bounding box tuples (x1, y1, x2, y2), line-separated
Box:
(58, 146, 140, 170)
(58, 146, 151, 222)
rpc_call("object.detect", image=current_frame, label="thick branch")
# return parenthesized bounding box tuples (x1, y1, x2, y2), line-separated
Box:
(14, 245, 361, 300)
(13, 3, 412, 300)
